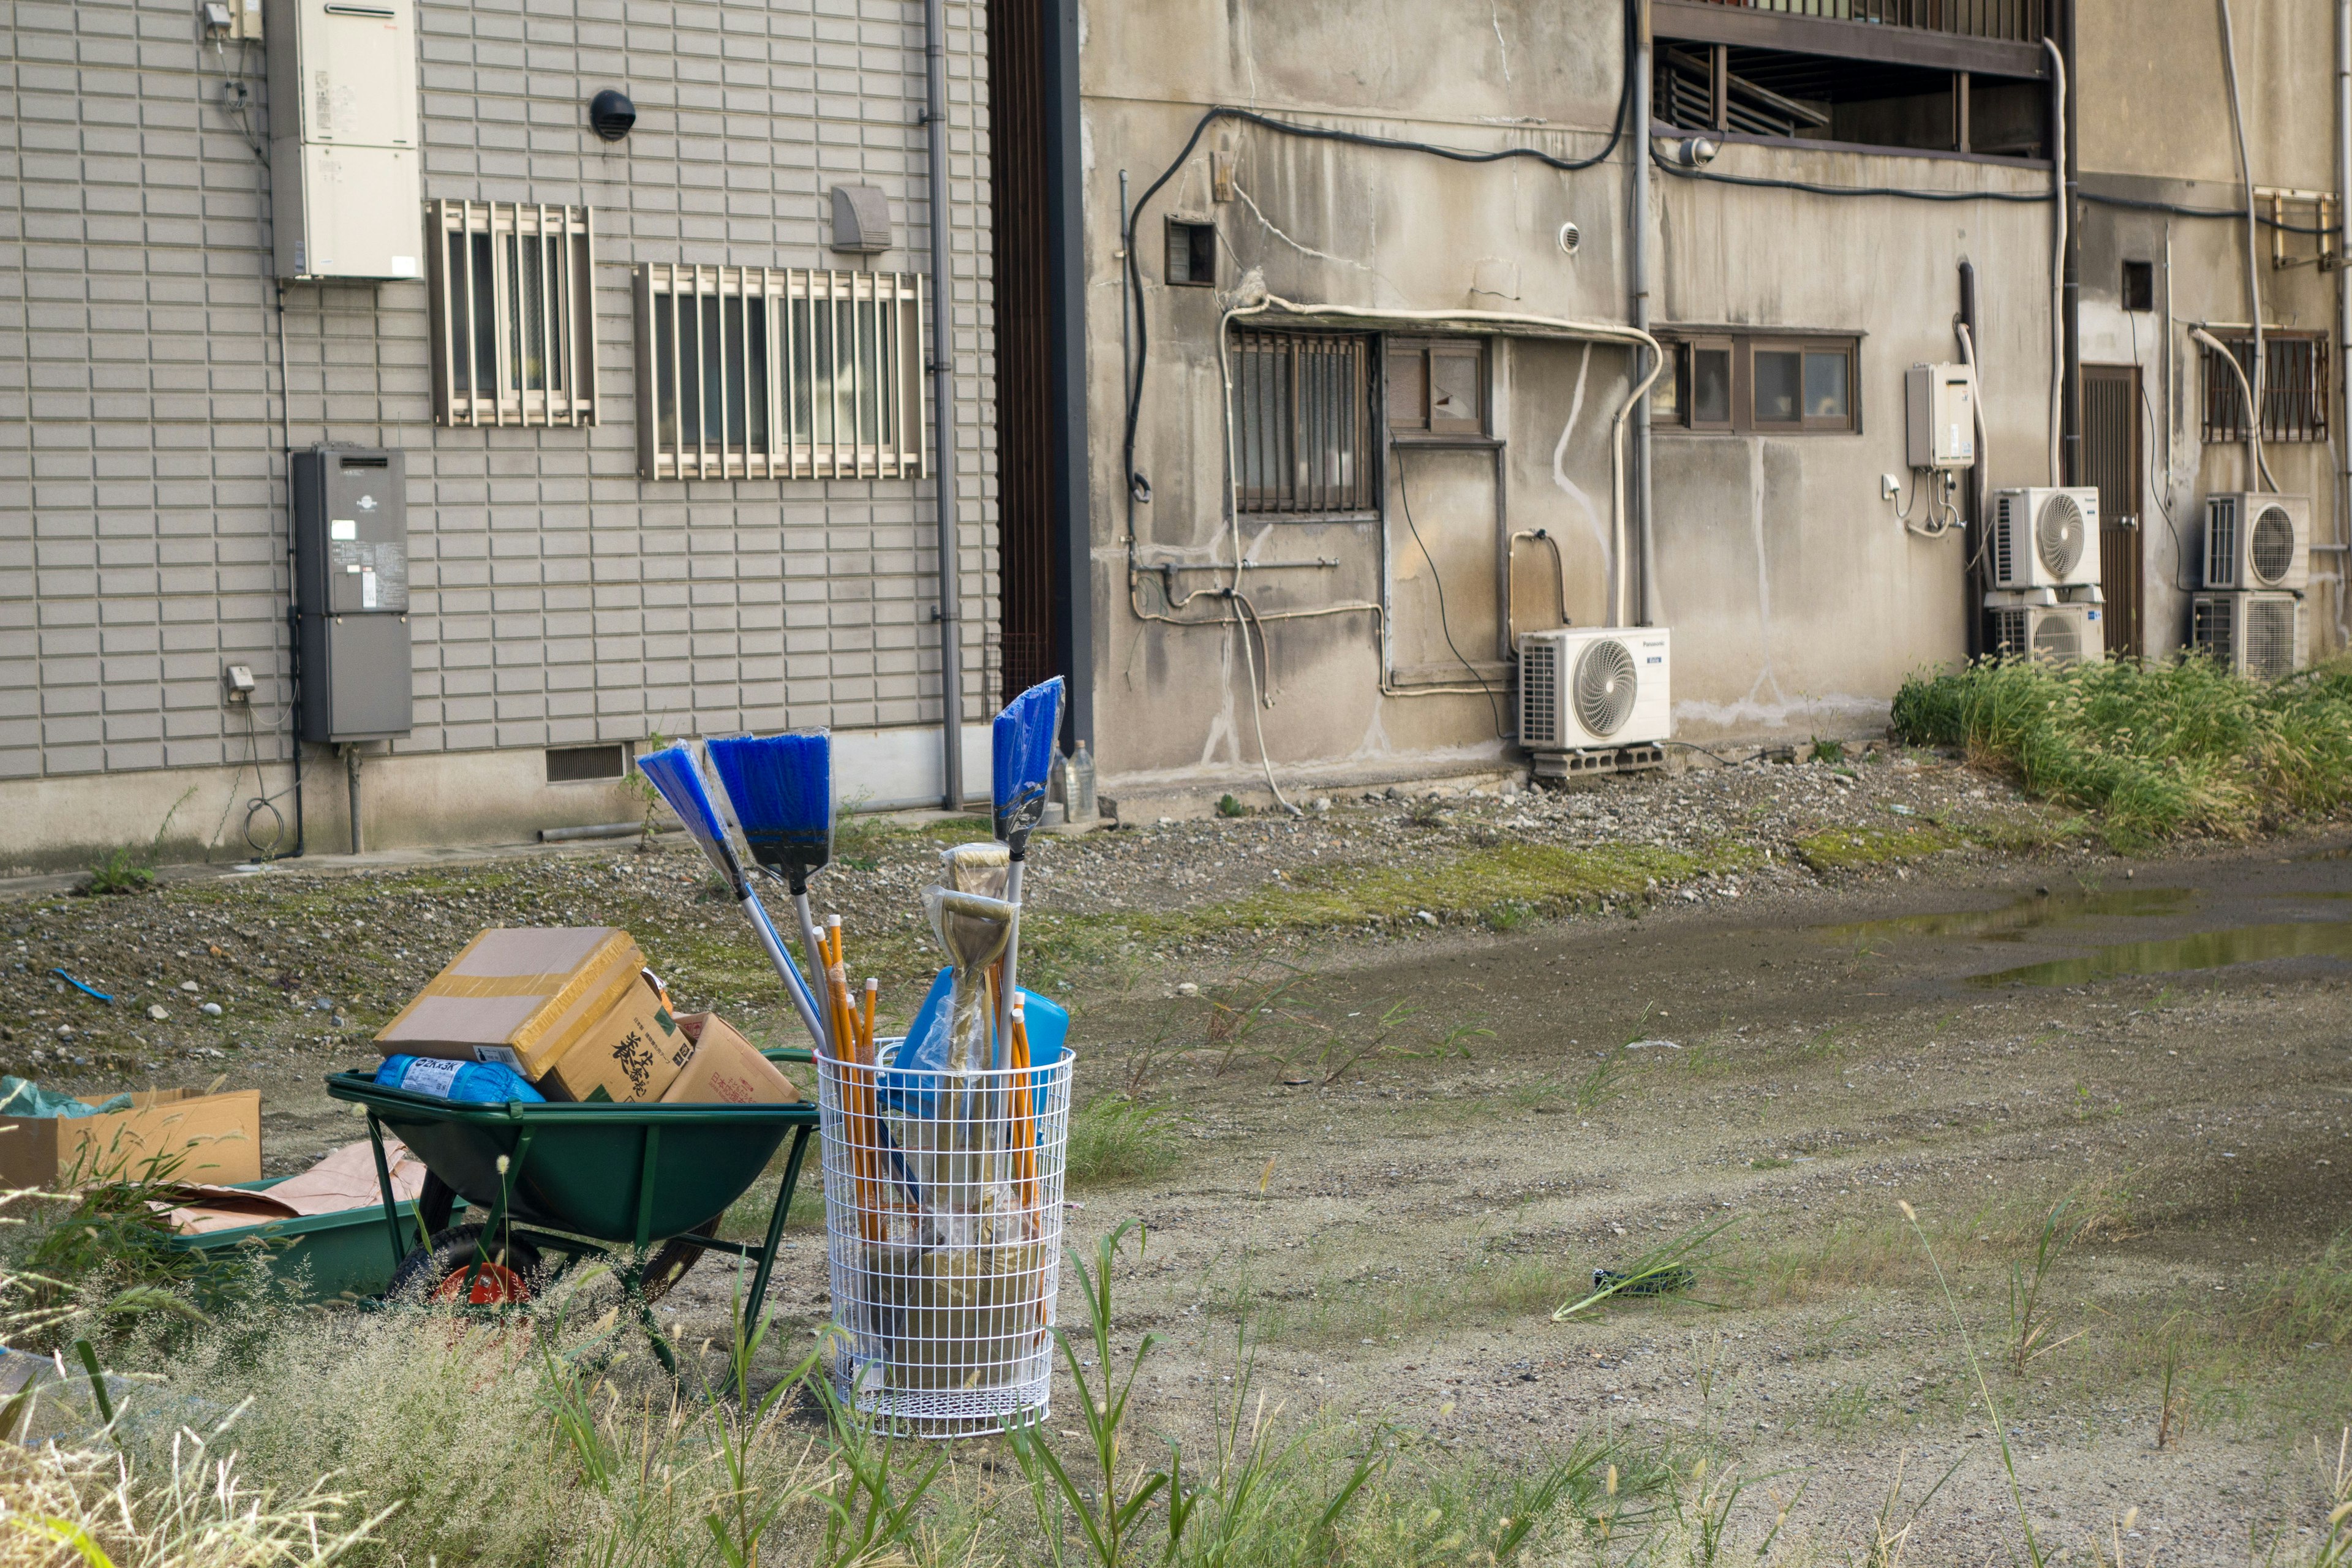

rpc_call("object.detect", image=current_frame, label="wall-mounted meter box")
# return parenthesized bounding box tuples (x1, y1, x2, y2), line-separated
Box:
(293, 447, 412, 742)
(266, 0, 423, 281)
(1904, 362, 1978, 471)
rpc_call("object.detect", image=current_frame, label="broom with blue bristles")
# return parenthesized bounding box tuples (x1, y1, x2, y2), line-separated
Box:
(635, 744, 826, 1048)
(992, 677, 1064, 1070)
(704, 731, 838, 1058)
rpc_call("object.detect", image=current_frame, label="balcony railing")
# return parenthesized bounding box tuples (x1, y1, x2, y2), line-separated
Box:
(1684, 0, 2046, 43)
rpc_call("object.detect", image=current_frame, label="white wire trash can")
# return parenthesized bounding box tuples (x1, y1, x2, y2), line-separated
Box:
(815, 1043, 1072, 1437)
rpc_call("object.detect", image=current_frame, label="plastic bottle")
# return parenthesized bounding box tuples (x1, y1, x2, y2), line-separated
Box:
(1066, 739, 1096, 822)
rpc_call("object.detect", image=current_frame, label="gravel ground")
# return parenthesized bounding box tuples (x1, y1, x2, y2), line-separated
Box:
(0, 746, 2071, 1129)
(2, 748, 2348, 1561)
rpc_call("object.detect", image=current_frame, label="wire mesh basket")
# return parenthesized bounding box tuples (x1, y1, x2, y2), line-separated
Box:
(815, 1044, 1071, 1438)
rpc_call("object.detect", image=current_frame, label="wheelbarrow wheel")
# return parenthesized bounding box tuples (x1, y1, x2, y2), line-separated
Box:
(389, 1223, 546, 1305)
(639, 1218, 722, 1305)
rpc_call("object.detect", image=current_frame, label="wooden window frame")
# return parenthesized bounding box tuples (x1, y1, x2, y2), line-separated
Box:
(427, 200, 598, 428)
(631, 264, 927, 482)
(1231, 330, 1377, 518)
(1653, 330, 1861, 435)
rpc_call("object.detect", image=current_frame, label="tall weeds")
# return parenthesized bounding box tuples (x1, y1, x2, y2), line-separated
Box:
(1890, 654, 2352, 846)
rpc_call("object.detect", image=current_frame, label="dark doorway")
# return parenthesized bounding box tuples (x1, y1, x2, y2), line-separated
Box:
(989, 0, 1057, 708)
(2082, 364, 2143, 657)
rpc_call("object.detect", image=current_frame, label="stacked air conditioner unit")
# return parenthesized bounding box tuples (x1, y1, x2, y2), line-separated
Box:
(1985, 487, 2104, 666)
(1518, 627, 1673, 778)
(2193, 493, 2310, 679)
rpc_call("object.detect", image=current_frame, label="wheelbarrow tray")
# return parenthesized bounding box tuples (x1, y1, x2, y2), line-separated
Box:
(325, 1071, 816, 1244)
(169, 1178, 465, 1303)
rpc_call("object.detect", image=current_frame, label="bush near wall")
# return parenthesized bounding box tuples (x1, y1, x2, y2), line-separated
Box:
(1889, 655, 2352, 849)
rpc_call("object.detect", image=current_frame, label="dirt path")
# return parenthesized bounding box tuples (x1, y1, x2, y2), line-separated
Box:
(7, 785, 2350, 1560)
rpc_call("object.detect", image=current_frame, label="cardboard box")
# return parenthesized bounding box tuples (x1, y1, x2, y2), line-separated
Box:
(375, 927, 645, 1077)
(0, 1089, 262, 1189)
(660, 1014, 801, 1106)
(537, 974, 693, 1103)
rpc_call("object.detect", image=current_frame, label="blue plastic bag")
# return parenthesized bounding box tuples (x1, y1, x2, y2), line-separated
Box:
(377, 1055, 545, 1104)
(878, 967, 1067, 1118)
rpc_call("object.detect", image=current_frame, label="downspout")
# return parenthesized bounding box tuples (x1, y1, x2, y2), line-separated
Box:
(924, 0, 966, 810)
(2217, 0, 2272, 492)
(2056, 17, 2080, 488)
(2339, 0, 2351, 641)
(1631, 0, 1656, 628)
(2043, 36, 2068, 484)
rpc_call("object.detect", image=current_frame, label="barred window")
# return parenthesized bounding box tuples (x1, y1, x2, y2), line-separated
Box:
(631, 265, 926, 481)
(427, 200, 598, 427)
(1231, 331, 1374, 516)
(2201, 331, 2331, 444)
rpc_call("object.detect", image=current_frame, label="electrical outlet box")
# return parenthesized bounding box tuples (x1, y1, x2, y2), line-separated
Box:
(1905, 362, 1977, 471)
(266, 0, 422, 280)
(293, 447, 412, 742)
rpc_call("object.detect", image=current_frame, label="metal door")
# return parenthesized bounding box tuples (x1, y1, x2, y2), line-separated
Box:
(2082, 365, 2143, 656)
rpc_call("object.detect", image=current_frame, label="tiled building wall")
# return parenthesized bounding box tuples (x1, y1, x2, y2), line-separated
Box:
(0, 0, 997, 803)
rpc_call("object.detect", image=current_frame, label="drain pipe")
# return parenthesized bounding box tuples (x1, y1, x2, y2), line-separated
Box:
(1631, 0, 1657, 627)
(923, 0, 965, 810)
(2217, 0, 2273, 492)
(2338, 0, 2350, 635)
(342, 744, 363, 856)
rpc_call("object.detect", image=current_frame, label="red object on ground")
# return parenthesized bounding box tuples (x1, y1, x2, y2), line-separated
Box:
(431, 1260, 530, 1305)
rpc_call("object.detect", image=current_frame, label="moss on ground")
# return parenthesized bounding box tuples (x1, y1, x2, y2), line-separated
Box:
(1792, 821, 1962, 873)
(1018, 839, 1764, 985)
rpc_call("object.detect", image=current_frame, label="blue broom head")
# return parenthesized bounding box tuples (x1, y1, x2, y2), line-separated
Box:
(706, 731, 833, 885)
(638, 745, 745, 893)
(993, 676, 1064, 843)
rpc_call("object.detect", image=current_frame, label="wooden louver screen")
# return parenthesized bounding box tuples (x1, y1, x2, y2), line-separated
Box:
(631, 265, 927, 482)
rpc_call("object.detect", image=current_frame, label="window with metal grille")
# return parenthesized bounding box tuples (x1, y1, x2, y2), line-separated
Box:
(428, 201, 599, 427)
(2200, 331, 2331, 444)
(631, 265, 927, 481)
(1231, 331, 1374, 516)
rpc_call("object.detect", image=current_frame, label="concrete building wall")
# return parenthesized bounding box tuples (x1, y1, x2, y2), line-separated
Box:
(1652, 145, 2056, 738)
(2076, 0, 2346, 661)
(0, 0, 996, 870)
(1077, 0, 2063, 796)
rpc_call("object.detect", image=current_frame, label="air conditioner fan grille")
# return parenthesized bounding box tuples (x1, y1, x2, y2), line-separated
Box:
(2037, 492, 2086, 578)
(2250, 505, 2296, 585)
(1574, 638, 1638, 738)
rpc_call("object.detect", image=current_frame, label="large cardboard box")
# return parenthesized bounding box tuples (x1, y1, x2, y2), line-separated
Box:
(660, 1014, 801, 1106)
(375, 927, 645, 1078)
(0, 1089, 262, 1189)
(537, 974, 693, 1103)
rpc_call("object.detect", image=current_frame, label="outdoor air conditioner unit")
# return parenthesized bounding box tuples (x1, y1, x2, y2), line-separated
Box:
(1989, 488, 2101, 590)
(2192, 591, 2307, 680)
(1518, 627, 1673, 752)
(1988, 601, 2101, 667)
(2203, 492, 2310, 592)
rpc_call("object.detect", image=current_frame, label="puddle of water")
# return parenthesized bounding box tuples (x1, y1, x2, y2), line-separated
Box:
(1819, 886, 2193, 945)
(1973, 917, 2352, 987)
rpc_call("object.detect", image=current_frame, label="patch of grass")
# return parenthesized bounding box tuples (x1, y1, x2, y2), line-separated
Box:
(1809, 737, 1846, 765)
(1891, 652, 2352, 848)
(1029, 841, 1760, 966)
(78, 846, 154, 896)
(1065, 1095, 1182, 1186)
(1218, 793, 1248, 818)
(1791, 822, 1963, 873)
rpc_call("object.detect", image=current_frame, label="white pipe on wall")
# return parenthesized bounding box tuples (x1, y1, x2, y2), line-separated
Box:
(2044, 39, 2067, 487)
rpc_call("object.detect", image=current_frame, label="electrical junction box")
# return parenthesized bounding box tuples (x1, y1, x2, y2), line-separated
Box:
(293, 447, 412, 743)
(266, 0, 423, 281)
(1904, 362, 1977, 470)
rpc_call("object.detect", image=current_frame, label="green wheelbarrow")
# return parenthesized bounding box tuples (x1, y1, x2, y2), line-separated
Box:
(325, 1051, 819, 1368)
